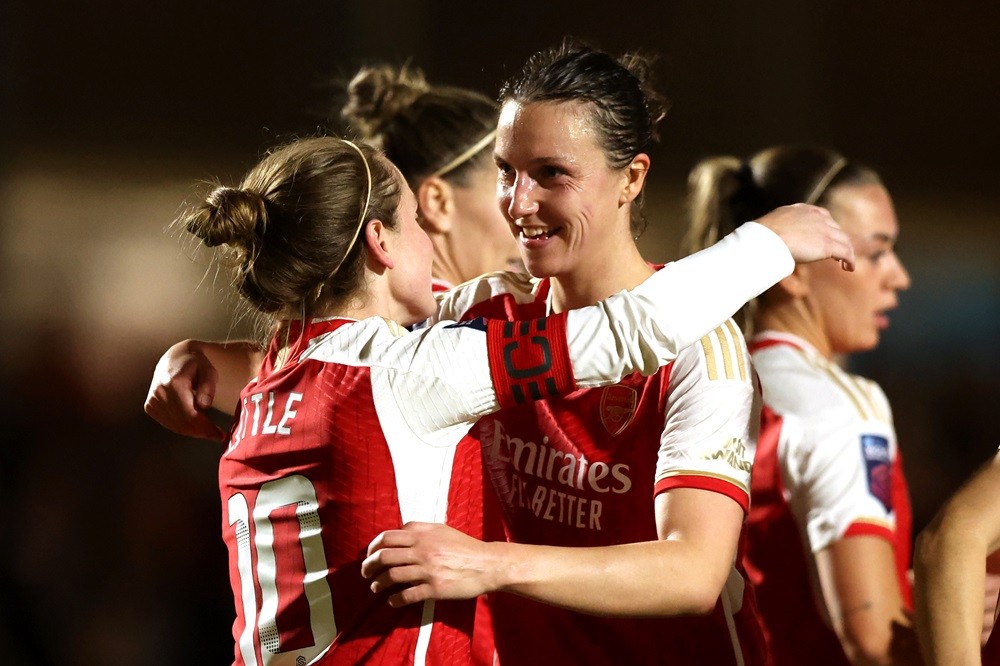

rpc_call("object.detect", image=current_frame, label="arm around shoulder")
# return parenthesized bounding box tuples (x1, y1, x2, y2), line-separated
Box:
(144, 338, 263, 440)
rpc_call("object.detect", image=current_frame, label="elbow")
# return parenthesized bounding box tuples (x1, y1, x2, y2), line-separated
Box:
(672, 572, 731, 617)
(683, 592, 721, 617)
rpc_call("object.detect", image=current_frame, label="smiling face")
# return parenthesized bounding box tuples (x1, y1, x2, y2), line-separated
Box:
(493, 100, 635, 280)
(804, 183, 911, 354)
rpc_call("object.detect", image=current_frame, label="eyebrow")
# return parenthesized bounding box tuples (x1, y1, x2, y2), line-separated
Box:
(494, 152, 574, 166)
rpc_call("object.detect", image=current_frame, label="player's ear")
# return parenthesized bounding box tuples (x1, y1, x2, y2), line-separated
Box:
(364, 219, 395, 270)
(416, 177, 454, 234)
(775, 265, 810, 298)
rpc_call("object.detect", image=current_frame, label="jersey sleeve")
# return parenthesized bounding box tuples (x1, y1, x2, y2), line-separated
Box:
(781, 408, 899, 553)
(652, 322, 757, 512)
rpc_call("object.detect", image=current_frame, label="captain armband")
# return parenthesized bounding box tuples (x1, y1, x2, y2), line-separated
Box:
(485, 313, 574, 408)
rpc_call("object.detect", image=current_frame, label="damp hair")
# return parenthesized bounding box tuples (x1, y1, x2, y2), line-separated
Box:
(682, 145, 882, 333)
(180, 136, 401, 336)
(500, 39, 670, 237)
(341, 64, 499, 189)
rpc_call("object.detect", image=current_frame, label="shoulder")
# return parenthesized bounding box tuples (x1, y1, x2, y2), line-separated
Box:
(753, 340, 892, 429)
(297, 318, 400, 366)
(435, 271, 541, 321)
(672, 319, 752, 385)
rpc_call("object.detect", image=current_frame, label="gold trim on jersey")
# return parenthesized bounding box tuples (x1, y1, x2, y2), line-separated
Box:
(699, 324, 751, 382)
(700, 334, 720, 380)
(848, 517, 895, 531)
(725, 319, 749, 381)
(781, 343, 884, 422)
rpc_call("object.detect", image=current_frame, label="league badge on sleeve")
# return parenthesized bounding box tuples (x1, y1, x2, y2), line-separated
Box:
(860, 434, 892, 512)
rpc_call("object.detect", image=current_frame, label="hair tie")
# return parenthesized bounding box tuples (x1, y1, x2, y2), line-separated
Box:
(805, 157, 848, 205)
(430, 129, 497, 178)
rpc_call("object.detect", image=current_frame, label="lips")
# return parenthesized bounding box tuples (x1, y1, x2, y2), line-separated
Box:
(518, 226, 561, 246)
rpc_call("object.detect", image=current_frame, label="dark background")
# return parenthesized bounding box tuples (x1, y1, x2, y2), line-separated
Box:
(2, 2, 998, 663)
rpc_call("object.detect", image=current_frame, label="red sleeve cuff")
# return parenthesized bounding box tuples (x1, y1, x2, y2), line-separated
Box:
(654, 474, 750, 514)
(843, 521, 895, 543)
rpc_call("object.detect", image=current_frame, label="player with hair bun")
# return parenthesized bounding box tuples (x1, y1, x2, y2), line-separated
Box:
(147, 45, 857, 665)
(164, 133, 836, 665)
(341, 64, 521, 292)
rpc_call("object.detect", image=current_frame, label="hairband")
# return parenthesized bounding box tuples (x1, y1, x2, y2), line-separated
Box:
(805, 157, 848, 205)
(430, 129, 498, 178)
(325, 139, 373, 280)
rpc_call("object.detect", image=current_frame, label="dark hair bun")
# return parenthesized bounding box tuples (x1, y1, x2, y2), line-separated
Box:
(185, 186, 268, 250)
(342, 65, 430, 138)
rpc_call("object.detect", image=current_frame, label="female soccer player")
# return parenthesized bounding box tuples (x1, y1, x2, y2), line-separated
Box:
(360, 45, 858, 666)
(155, 65, 519, 443)
(159, 134, 848, 666)
(147, 45, 857, 665)
(340, 64, 521, 292)
(682, 145, 917, 664)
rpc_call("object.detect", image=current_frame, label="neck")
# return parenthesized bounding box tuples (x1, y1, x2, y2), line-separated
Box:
(429, 236, 466, 288)
(756, 299, 833, 359)
(548, 239, 653, 313)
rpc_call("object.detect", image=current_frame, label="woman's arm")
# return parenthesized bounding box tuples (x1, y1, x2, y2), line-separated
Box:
(815, 536, 921, 665)
(144, 339, 263, 439)
(362, 488, 743, 617)
(363, 334, 754, 615)
(915, 453, 1000, 665)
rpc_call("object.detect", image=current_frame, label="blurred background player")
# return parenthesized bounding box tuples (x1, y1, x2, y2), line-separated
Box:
(340, 64, 522, 292)
(683, 145, 919, 664)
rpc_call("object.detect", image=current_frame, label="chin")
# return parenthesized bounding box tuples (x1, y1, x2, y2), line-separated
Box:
(522, 256, 562, 280)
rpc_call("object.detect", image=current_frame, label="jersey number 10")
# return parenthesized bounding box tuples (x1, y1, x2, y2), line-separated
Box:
(227, 475, 336, 666)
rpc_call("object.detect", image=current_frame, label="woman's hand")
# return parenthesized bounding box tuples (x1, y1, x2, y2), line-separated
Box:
(362, 522, 502, 607)
(144, 340, 226, 441)
(757, 203, 856, 271)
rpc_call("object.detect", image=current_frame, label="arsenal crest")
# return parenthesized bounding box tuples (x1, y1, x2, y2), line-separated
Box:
(600, 386, 637, 436)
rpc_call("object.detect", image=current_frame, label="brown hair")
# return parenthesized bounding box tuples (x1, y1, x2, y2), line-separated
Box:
(501, 39, 669, 236)
(683, 145, 882, 332)
(341, 64, 499, 189)
(181, 136, 401, 332)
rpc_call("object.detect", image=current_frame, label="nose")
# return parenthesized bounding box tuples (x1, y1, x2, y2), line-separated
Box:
(506, 173, 539, 220)
(887, 251, 911, 291)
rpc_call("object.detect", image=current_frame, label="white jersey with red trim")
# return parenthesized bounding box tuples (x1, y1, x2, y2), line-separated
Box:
(744, 330, 913, 665)
(216, 227, 795, 666)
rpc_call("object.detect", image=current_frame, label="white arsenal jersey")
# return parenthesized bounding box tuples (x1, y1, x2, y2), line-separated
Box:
(744, 330, 913, 665)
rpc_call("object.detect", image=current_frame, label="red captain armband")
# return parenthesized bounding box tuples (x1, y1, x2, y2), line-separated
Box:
(486, 313, 574, 409)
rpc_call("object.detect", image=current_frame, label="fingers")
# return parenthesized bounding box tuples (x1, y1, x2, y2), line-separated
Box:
(387, 583, 434, 608)
(144, 347, 228, 441)
(366, 527, 422, 558)
(368, 564, 426, 595)
(362, 542, 418, 578)
(195, 361, 219, 411)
